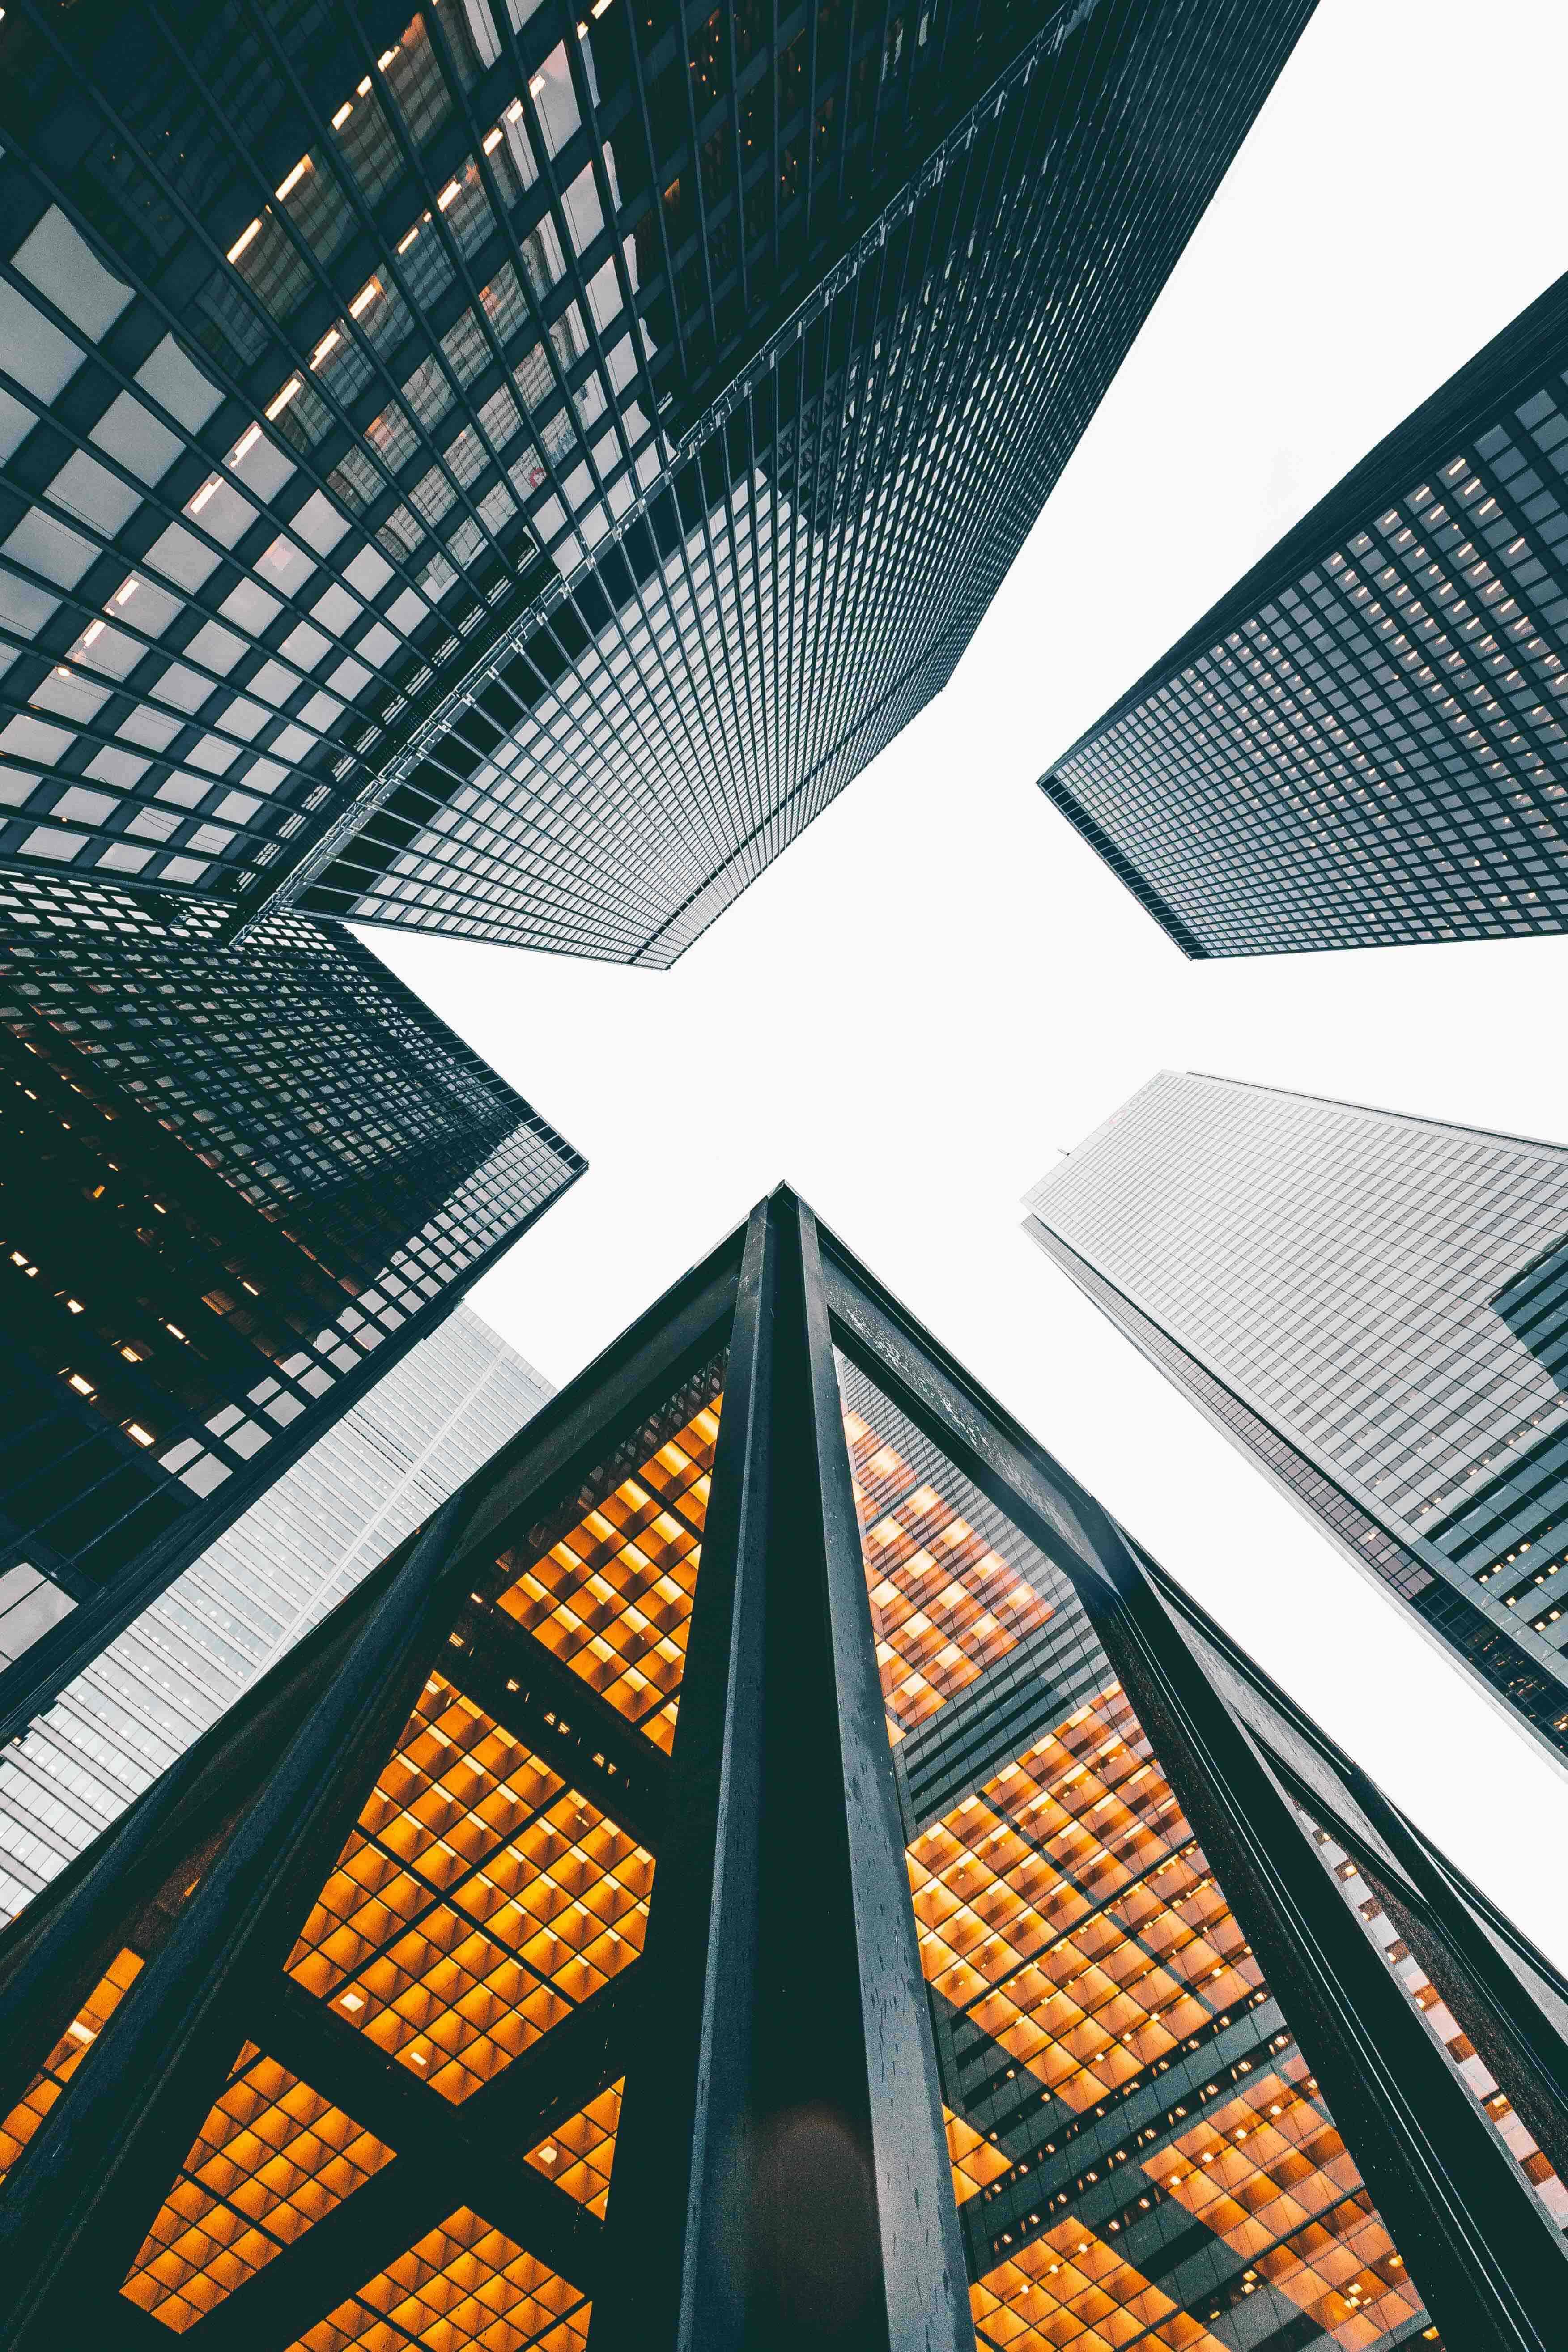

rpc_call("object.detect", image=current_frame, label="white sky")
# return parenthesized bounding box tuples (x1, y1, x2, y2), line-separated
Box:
(370, 0, 1568, 1969)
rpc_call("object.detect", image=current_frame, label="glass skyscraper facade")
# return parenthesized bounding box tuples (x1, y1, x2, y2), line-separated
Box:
(0, 1301, 552, 1927)
(3, 1189, 1566, 2350)
(1024, 1072, 1568, 1768)
(0, 868, 580, 1724)
(1041, 270, 1568, 956)
(0, 0, 1315, 964)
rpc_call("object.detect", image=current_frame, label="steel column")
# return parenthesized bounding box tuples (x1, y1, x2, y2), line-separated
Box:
(591, 1188, 969, 2351)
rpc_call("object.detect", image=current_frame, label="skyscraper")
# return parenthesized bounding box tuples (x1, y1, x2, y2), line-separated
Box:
(1024, 1072, 1568, 1769)
(1040, 270, 1568, 957)
(0, 0, 1316, 964)
(0, 1301, 552, 1927)
(2, 1188, 1565, 2349)
(0, 868, 580, 1732)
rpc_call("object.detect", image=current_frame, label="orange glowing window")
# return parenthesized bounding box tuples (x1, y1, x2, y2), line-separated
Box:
(1150, 2062, 1424, 2347)
(0, 1946, 141, 2187)
(496, 1399, 720, 1754)
(285, 1674, 654, 2104)
(908, 1689, 1260, 2112)
(973, 2216, 1228, 2352)
(120, 2042, 394, 2333)
(526, 2078, 623, 2218)
(842, 1406, 1052, 1737)
(287, 2206, 590, 2351)
(944, 2105, 1010, 2204)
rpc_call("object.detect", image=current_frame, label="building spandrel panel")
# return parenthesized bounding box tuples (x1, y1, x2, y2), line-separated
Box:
(0, 0, 1316, 962)
(1025, 1072, 1568, 1767)
(1041, 271, 1568, 957)
(0, 868, 581, 1727)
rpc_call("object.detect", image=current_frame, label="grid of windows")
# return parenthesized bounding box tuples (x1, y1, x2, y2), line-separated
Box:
(0, 870, 578, 1688)
(840, 1358, 1445, 2352)
(495, 1394, 718, 1753)
(1028, 1223, 1437, 1607)
(1026, 1075, 1568, 1759)
(0, 1305, 551, 1927)
(284, 2207, 591, 2352)
(1043, 273, 1568, 957)
(121, 2042, 396, 2333)
(844, 1396, 1055, 1739)
(285, 1671, 654, 2103)
(0, 0, 1313, 963)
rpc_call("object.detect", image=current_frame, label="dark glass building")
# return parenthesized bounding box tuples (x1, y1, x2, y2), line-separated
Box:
(1025, 1072, 1568, 1773)
(1040, 270, 1568, 957)
(2, 1187, 1565, 2350)
(0, 0, 1315, 965)
(0, 865, 581, 1737)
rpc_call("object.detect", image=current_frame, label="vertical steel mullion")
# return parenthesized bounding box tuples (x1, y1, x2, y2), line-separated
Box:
(781, 278, 816, 826)
(830, 0, 859, 219)
(677, 0, 723, 353)
(552, 1, 761, 869)
(799, 209, 893, 790)
(768, 0, 782, 287)
(588, 1191, 970, 2351)
(929, 0, 958, 104)
(678, 442, 763, 847)
(804, 61, 1038, 793)
(739, 374, 777, 830)
(799, 0, 824, 256)
(436, 0, 731, 890)
(793, 261, 843, 815)
(722, 0, 751, 319)
(619, 0, 693, 383)
(693, 398, 772, 850)
(863, 0, 901, 172)
(803, 65, 1052, 817)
